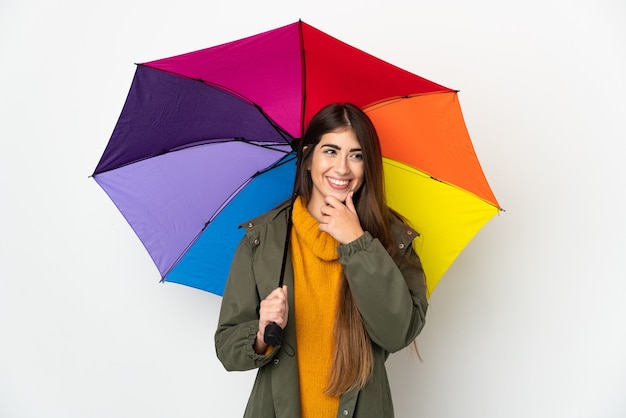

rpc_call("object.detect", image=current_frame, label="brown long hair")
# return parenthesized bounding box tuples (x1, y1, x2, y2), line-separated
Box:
(293, 103, 402, 395)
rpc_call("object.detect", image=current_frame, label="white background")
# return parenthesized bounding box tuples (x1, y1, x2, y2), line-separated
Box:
(1, 0, 625, 417)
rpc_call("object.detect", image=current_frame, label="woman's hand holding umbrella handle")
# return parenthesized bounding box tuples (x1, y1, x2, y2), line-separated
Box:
(255, 285, 289, 353)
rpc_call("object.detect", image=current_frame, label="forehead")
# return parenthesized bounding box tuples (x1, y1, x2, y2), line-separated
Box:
(317, 129, 360, 147)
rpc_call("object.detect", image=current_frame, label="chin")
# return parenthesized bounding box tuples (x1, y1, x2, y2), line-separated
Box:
(331, 192, 350, 203)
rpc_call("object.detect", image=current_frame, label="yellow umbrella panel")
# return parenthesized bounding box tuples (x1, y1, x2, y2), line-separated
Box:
(384, 159, 499, 295)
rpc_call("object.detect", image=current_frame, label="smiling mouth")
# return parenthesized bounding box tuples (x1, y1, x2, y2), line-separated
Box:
(328, 177, 350, 188)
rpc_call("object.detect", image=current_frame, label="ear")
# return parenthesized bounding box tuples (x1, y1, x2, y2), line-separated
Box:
(302, 146, 311, 170)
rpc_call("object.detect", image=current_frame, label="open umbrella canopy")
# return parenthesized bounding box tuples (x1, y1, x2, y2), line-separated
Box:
(93, 20, 500, 296)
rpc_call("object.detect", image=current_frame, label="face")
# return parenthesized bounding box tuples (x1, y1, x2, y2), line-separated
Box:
(307, 129, 365, 212)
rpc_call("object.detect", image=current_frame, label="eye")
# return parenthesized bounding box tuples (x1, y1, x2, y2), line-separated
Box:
(350, 152, 364, 161)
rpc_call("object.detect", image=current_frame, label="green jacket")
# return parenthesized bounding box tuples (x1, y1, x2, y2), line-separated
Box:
(215, 203, 428, 418)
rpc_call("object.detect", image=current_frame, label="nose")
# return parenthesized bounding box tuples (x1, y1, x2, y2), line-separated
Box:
(334, 156, 350, 175)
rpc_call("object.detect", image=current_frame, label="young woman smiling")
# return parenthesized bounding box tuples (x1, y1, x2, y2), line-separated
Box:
(215, 103, 428, 418)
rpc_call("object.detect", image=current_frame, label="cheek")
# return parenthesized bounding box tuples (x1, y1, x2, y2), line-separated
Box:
(309, 156, 328, 175)
(354, 165, 365, 183)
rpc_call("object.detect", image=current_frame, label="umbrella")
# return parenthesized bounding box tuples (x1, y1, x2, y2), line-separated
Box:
(93, 20, 501, 296)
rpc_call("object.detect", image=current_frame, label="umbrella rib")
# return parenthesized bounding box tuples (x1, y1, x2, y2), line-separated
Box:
(363, 90, 459, 111)
(94, 139, 292, 175)
(237, 139, 294, 155)
(250, 103, 298, 150)
(168, 138, 291, 153)
(205, 153, 297, 226)
(384, 159, 504, 211)
(161, 224, 209, 282)
(298, 19, 307, 138)
(252, 153, 297, 177)
(138, 64, 257, 106)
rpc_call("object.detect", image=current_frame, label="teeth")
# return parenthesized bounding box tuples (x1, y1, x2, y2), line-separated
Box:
(329, 178, 349, 186)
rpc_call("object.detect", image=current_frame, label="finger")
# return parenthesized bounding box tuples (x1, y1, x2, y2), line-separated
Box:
(274, 288, 287, 306)
(319, 203, 334, 220)
(260, 300, 284, 321)
(324, 195, 342, 208)
(268, 286, 285, 300)
(345, 192, 356, 214)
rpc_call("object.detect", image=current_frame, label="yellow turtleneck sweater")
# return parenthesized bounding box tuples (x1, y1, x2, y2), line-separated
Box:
(291, 197, 342, 417)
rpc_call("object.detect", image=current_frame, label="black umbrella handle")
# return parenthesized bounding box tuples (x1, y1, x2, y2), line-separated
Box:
(263, 322, 283, 346)
(263, 322, 294, 357)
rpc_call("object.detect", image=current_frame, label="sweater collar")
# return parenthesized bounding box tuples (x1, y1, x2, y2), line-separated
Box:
(291, 197, 339, 261)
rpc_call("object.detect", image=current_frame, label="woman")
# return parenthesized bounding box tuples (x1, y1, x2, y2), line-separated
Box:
(215, 103, 428, 417)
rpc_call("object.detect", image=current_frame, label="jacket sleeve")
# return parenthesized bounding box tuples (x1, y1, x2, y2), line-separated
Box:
(214, 236, 277, 371)
(338, 231, 428, 353)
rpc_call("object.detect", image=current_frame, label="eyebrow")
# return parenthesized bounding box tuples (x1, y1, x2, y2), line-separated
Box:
(320, 143, 362, 152)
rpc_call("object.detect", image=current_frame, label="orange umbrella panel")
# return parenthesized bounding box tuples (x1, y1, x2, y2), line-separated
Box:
(366, 92, 500, 209)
